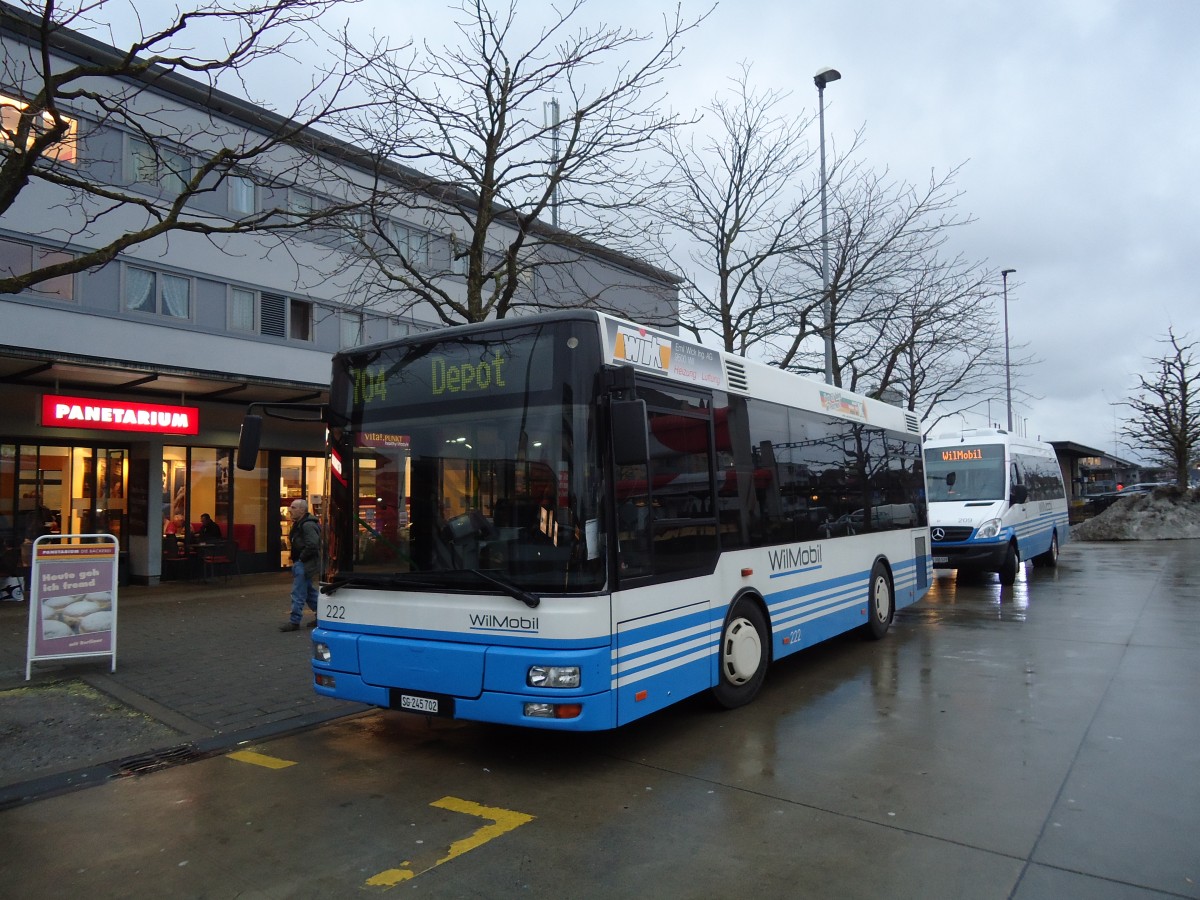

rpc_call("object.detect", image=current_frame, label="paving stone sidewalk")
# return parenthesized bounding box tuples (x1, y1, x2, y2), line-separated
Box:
(0, 572, 363, 802)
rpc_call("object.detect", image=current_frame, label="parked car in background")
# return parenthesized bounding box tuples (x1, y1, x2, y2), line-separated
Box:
(1085, 482, 1174, 514)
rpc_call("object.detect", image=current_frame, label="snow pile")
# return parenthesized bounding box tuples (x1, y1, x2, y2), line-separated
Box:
(1073, 487, 1200, 541)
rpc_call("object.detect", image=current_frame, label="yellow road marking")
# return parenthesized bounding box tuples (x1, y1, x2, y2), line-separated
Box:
(365, 796, 535, 888)
(226, 749, 297, 770)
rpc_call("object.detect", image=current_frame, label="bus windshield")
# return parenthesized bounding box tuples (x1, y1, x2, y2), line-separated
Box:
(326, 321, 606, 594)
(924, 444, 1006, 502)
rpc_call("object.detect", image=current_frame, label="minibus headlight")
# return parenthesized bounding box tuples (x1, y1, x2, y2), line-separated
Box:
(527, 665, 581, 688)
(976, 518, 1002, 539)
(313, 641, 331, 663)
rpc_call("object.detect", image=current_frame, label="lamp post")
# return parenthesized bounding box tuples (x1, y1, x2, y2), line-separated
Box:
(815, 66, 841, 385)
(1001, 268, 1016, 431)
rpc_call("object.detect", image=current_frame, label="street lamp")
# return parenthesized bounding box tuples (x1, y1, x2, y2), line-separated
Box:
(815, 66, 841, 385)
(1001, 268, 1016, 431)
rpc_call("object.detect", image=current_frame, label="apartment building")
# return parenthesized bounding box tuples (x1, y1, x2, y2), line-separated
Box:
(0, 4, 679, 584)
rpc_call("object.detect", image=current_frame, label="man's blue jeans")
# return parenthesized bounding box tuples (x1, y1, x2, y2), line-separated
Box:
(290, 561, 318, 624)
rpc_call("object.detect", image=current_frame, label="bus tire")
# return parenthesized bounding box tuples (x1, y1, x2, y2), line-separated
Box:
(1033, 531, 1059, 568)
(712, 599, 769, 709)
(861, 561, 894, 641)
(998, 543, 1020, 585)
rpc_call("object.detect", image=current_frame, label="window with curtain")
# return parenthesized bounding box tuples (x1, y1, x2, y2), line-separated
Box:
(340, 311, 362, 348)
(229, 175, 256, 215)
(230, 288, 256, 331)
(124, 265, 190, 318)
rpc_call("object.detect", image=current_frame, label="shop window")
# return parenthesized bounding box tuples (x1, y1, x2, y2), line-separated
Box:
(0, 92, 77, 164)
(235, 451, 269, 554)
(3, 445, 126, 548)
(125, 266, 191, 318)
(0, 237, 75, 300)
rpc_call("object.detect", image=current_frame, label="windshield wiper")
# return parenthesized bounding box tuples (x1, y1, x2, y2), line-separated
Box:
(463, 568, 541, 608)
(323, 569, 540, 608)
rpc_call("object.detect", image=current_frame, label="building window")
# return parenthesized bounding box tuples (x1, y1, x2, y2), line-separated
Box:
(0, 237, 75, 300)
(127, 137, 191, 193)
(288, 189, 316, 217)
(229, 175, 256, 216)
(0, 93, 77, 164)
(125, 266, 190, 318)
(340, 311, 362, 348)
(390, 221, 430, 269)
(289, 298, 313, 341)
(448, 234, 467, 276)
(230, 287, 256, 332)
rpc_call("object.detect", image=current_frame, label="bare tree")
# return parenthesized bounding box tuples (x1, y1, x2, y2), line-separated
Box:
(0, 0, 380, 296)
(651, 64, 831, 355)
(776, 164, 978, 383)
(1120, 329, 1200, 485)
(329, 0, 708, 326)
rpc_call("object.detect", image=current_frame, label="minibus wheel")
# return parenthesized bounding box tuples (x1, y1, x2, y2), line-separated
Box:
(1033, 532, 1059, 568)
(712, 600, 769, 709)
(998, 543, 1020, 585)
(861, 560, 894, 641)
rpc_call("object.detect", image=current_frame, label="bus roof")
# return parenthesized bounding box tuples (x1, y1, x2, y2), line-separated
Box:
(336, 309, 921, 437)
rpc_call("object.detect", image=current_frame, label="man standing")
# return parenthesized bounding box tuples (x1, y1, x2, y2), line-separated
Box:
(280, 498, 321, 631)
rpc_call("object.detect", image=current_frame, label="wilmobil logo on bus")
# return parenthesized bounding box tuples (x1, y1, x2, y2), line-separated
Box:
(768, 543, 823, 573)
(468, 613, 540, 633)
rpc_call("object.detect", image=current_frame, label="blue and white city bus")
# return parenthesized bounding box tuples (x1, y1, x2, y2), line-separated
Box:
(265, 311, 930, 730)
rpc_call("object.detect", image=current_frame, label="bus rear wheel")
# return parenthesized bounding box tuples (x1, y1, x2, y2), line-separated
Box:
(998, 543, 1020, 585)
(712, 600, 769, 709)
(861, 561, 894, 641)
(1033, 532, 1059, 568)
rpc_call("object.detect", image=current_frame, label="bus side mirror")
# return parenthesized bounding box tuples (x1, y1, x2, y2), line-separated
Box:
(611, 399, 649, 467)
(236, 415, 263, 471)
(1010, 484, 1029, 505)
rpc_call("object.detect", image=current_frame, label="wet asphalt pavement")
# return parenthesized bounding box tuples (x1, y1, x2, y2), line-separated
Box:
(0, 540, 1197, 898)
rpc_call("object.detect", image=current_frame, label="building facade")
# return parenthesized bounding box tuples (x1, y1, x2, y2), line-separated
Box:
(1, 5, 679, 584)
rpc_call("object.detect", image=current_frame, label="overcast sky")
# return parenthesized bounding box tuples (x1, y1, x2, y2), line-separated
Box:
(101, 0, 1200, 458)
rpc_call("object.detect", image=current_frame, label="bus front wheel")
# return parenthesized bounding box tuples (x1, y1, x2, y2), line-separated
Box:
(861, 561, 894, 641)
(712, 600, 769, 709)
(998, 543, 1020, 585)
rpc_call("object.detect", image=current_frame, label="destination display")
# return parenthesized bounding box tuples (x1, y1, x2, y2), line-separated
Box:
(938, 446, 1000, 462)
(344, 331, 556, 411)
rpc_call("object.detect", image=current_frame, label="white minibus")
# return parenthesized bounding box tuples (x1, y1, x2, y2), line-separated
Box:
(923, 429, 1069, 584)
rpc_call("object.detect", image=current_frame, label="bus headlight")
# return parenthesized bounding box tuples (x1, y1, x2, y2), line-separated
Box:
(975, 518, 1002, 539)
(313, 641, 331, 663)
(527, 665, 581, 688)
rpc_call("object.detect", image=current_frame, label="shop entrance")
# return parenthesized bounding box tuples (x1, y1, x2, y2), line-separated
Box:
(279, 455, 325, 568)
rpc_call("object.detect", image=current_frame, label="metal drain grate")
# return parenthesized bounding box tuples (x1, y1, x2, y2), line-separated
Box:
(114, 743, 206, 776)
